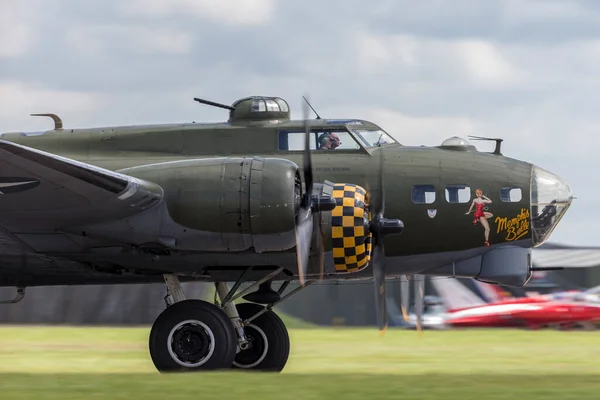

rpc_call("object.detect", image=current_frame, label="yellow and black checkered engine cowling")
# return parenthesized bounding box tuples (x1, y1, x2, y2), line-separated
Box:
(330, 183, 373, 273)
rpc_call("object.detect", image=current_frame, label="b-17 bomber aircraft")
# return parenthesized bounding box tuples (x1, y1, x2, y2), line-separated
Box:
(0, 95, 573, 372)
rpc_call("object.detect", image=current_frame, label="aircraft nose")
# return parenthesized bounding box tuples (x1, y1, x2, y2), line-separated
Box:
(530, 165, 573, 246)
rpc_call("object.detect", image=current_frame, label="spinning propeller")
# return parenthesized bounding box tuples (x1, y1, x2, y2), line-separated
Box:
(294, 95, 404, 336)
(295, 95, 336, 284)
(367, 147, 405, 333)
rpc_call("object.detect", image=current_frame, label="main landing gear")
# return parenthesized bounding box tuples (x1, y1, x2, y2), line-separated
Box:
(148, 269, 313, 372)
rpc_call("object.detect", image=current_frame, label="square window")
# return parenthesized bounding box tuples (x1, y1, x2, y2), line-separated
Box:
(411, 185, 436, 204)
(500, 187, 522, 202)
(445, 184, 471, 203)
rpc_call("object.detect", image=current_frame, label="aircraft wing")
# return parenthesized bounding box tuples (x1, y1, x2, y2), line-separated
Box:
(0, 139, 163, 234)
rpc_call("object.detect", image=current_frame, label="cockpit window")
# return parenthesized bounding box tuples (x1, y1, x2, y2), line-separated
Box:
(278, 129, 361, 151)
(351, 129, 397, 147)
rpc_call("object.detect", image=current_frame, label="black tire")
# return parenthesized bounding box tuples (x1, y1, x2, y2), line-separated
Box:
(232, 302, 290, 372)
(149, 299, 237, 372)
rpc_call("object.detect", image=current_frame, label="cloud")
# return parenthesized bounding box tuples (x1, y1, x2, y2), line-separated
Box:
(65, 26, 193, 56)
(115, 0, 277, 25)
(350, 31, 528, 90)
(458, 40, 526, 87)
(366, 0, 600, 43)
(354, 33, 419, 74)
(502, 0, 594, 27)
(0, 2, 40, 58)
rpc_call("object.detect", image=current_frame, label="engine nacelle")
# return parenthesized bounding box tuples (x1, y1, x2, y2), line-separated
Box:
(123, 156, 301, 252)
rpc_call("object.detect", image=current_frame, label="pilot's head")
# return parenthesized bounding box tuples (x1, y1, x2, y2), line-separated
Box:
(319, 132, 341, 150)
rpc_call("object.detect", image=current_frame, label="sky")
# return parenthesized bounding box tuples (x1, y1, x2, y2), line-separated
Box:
(1, 0, 598, 246)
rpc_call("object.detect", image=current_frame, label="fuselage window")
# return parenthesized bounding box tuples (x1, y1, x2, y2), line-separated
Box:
(445, 184, 471, 203)
(500, 187, 522, 202)
(411, 185, 436, 204)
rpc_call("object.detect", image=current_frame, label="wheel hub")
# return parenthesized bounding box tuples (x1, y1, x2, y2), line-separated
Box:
(233, 324, 268, 369)
(167, 320, 216, 367)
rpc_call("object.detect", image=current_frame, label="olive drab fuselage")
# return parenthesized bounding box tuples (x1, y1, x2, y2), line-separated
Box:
(0, 96, 573, 286)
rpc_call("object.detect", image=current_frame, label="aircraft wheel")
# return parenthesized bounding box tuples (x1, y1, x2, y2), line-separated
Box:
(149, 299, 237, 372)
(232, 302, 290, 372)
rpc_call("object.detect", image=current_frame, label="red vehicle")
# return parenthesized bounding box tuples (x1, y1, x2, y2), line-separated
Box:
(428, 278, 600, 330)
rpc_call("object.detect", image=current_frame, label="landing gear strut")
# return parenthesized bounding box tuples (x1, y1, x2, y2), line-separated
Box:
(231, 302, 290, 371)
(148, 271, 313, 373)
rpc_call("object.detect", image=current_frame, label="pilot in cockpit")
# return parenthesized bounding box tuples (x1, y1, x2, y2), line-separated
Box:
(317, 132, 341, 150)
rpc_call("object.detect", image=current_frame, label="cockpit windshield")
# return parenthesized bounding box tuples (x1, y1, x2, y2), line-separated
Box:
(351, 129, 397, 147)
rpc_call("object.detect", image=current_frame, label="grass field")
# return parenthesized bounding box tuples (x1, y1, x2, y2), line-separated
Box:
(0, 325, 599, 400)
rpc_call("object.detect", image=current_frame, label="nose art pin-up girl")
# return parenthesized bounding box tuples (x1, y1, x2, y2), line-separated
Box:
(466, 188, 493, 247)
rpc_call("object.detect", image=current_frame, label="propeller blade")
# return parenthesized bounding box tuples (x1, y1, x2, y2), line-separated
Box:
(414, 274, 425, 335)
(295, 94, 314, 285)
(301, 95, 313, 208)
(314, 211, 325, 281)
(370, 147, 385, 216)
(296, 208, 313, 285)
(368, 142, 402, 335)
(400, 274, 410, 322)
(372, 239, 387, 334)
(309, 191, 333, 281)
(371, 145, 387, 334)
(378, 147, 385, 216)
(294, 94, 337, 284)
